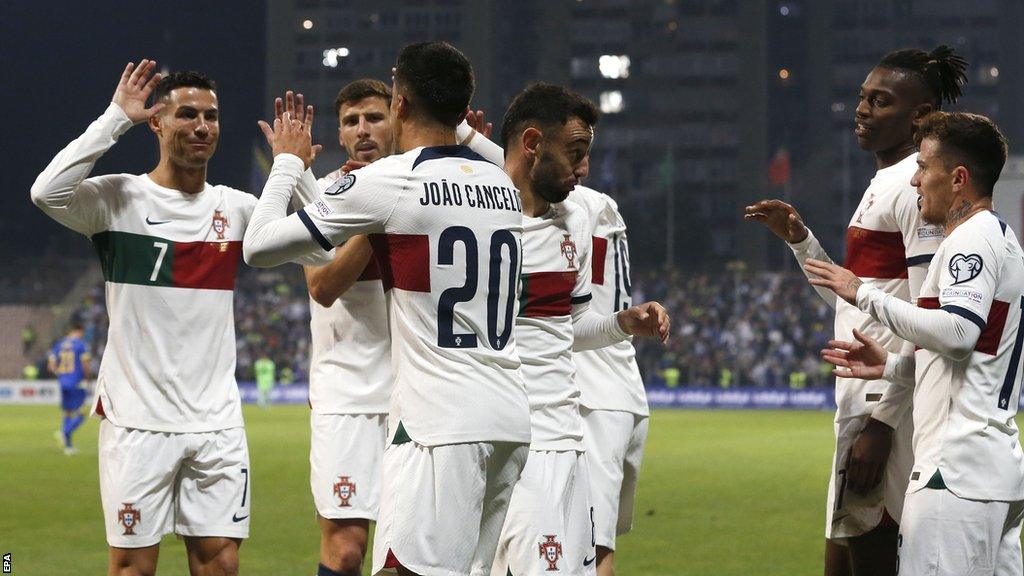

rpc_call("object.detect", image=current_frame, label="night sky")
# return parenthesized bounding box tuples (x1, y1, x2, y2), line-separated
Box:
(2, 1, 265, 259)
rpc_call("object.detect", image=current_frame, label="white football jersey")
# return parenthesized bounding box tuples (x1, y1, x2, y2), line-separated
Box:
(569, 185, 648, 416)
(910, 211, 1024, 500)
(32, 104, 248, 433)
(834, 153, 943, 418)
(516, 199, 592, 451)
(299, 145, 532, 446)
(307, 170, 393, 415)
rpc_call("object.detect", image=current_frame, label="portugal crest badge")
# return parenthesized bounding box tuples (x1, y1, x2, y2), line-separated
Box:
(560, 234, 578, 270)
(333, 476, 356, 507)
(212, 210, 229, 240)
(538, 535, 563, 571)
(118, 503, 141, 536)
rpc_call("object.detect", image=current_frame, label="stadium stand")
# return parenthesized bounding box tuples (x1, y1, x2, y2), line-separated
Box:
(41, 262, 832, 388)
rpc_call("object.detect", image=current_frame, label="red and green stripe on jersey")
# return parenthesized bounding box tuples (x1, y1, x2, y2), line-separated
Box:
(519, 271, 590, 317)
(92, 230, 241, 290)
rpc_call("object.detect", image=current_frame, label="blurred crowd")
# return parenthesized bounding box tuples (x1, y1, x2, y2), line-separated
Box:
(50, 265, 835, 388)
(630, 266, 835, 389)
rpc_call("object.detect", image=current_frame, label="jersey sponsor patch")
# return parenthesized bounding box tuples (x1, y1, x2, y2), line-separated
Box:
(323, 173, 356, 196)
(313, 198, 334, 218)
(941, 286, 985, 306)
(949, 253, 984, 285)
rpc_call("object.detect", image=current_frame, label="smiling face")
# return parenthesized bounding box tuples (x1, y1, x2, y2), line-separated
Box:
(910, 137, 957, 225)
(338, 95, 393, 163)
(854, 67, 931, 154)
(150, 87, 219, 168)
(529, 116, 594, 204)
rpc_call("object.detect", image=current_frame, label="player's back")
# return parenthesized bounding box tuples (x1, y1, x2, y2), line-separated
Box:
(912, 210, 1024, 500)
(312, 145, 531, 447)
(53, 336, 88, 388)
(569, 185, 648, 416)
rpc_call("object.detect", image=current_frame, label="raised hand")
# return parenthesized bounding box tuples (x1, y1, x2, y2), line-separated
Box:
(820, 329, 887, 380)
(616, 301, 671, 344)
(805, 258, 862, 305)
(259, 91, 321, 166)
(743, 199, 809, 243)
(275, 90, 311, 125)
(267, 112, 315, 169)
(465, 109, 493, 140)
(113, 59, 165, 124)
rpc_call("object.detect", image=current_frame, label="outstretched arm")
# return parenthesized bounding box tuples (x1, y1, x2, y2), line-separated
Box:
(806, 258, 981, 359)
(244, 114, 323, 267)
(744, 200, 838, 308)
(31, 60, 164, 235)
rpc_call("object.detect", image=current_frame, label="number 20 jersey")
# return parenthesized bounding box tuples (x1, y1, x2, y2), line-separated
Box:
(299, 145, 532, 447)
(911, 210, 1024, 500)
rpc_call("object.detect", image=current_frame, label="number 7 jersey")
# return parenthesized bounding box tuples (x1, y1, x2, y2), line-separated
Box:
(299, 145, 532, 447)
(912, 210, 1024, 500)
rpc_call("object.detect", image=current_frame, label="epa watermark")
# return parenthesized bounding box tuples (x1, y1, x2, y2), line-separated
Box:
(2, 552, 10, 574)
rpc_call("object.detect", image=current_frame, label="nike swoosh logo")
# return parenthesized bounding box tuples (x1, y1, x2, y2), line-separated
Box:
(232, 513, 249, 522)
(146, 216, 171, 225)
(583, 556, 596, 566)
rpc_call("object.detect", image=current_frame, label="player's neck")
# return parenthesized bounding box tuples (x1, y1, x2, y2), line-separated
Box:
(945, 197, 993, 235)
(874, 141, 916, 170)
(148, 160, 208, 195)
(395, 121, 457, 153)
(519, 187, 549, 218)
(505, 158, 548, 217)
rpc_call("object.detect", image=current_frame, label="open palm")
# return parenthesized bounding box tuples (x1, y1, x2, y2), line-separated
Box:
(112, 59, 165, 124)
(820, 329, 887, 380)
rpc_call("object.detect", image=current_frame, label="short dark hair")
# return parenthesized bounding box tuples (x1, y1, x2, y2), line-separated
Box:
(393, 42, 474, 127)
(334, 78, 392, 118)
(877, 45, 968, 108)
(151, 71, 217, 104)
(915, 111, 1008, 196)
(500, 83, 600, 149)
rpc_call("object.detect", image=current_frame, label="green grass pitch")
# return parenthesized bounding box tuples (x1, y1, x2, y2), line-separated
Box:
(1, 406, 844, 574)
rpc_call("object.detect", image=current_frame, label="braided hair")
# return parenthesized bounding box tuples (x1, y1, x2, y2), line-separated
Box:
(877, 45, 968, 107)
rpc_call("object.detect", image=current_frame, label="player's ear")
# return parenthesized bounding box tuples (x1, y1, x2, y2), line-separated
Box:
(394, 95, 409, 121)
(521, 127, 542, 160)
(913, 102, 935, 122)
(952, 164, 969, 194)
(148, 111, 162, 135)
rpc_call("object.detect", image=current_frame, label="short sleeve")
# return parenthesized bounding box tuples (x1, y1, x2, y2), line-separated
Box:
(298, 167, 403, 250)
(936, 225, 1000, 331)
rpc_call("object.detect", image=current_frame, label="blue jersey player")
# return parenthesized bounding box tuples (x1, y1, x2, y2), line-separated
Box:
(47, 320, 92, 454)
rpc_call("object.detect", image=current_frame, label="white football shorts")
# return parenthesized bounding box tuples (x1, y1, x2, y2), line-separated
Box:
(98, 420, 250, 548)
(581, 407, 648, 550)
(491, 449, 597, 576)
(310, 412, 388, 520)
(825, 411, 913, 541)
(897, 487, 1024, 576)
(372, 439, 528, 576)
